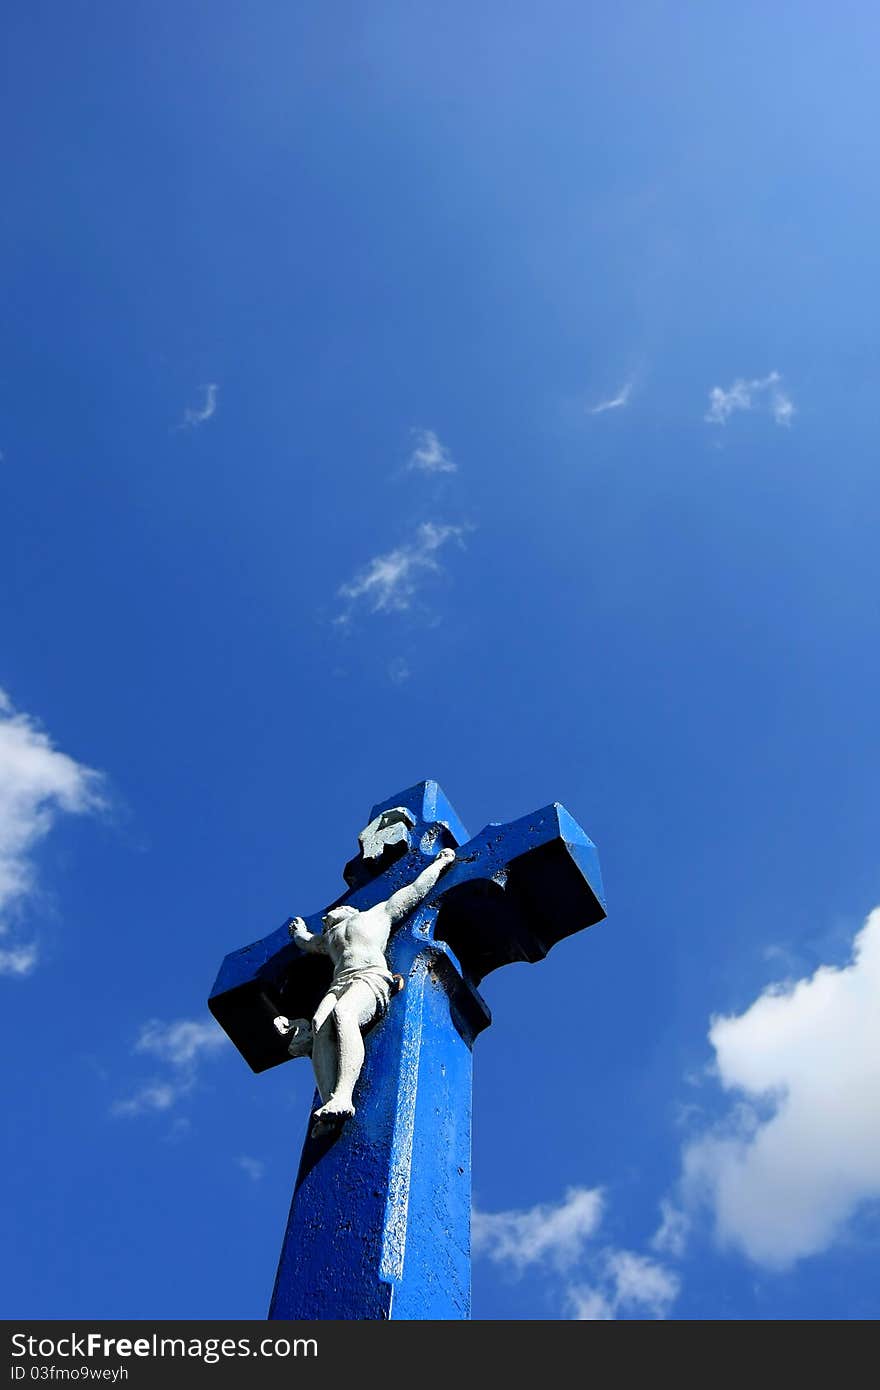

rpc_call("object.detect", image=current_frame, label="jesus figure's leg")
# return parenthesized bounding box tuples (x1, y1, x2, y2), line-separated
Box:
(311, 981, 377, 1133)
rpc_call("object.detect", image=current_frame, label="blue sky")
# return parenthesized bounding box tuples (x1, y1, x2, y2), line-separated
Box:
(2, 1, 880, 1320)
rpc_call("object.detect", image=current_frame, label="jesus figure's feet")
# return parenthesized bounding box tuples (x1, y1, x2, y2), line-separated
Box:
(310, 1099, 355, 1139)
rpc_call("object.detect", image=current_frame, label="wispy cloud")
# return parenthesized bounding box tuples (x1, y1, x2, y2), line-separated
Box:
(770, 392, 795, 427)
(474, 1187, 679, 1320)
(112, 1017, 228, 1117)
(337, 522, 466, 617)
(588, 382, 633, 415)
(0, 689, 105, 977)
(113, 1081, 180, 1116)
(388, 657, 411, 685)
(651, 1199, 690, 1259)
(676, 907, 880, 1269)
(134, 1019, 227, 1068)
(236, 1156, 265, 1183)
(0, 942, 38, 976)
(474, 1187, 604, 1272)
(704, 372, 794, 427)
(181, 383, 218, 429)
(568, 1251, 680, 1321)
(407, 428, 457, 474)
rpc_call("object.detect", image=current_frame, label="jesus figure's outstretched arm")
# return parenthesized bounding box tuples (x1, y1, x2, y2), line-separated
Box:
(384, 848, 456, 925)
(288, 915, 327, 953)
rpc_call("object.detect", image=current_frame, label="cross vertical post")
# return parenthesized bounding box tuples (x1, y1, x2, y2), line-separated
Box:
(208, 781, 605, 1319)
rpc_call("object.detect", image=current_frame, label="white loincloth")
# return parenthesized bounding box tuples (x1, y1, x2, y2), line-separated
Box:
(325, 965, 396, 1015)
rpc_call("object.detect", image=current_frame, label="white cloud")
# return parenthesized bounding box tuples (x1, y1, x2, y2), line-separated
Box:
(474, 1187, 679, 1319)
(651, 1199, 690, 1259)
(0, 689, 105, 976)
(134, 1018, 226, 1068)
(588, 383, 632, 415)
(473, 1186, 604, 1272)
(607, 1250, 679, 1315)
(407, 428, 457, 474)
(236, 1156, 265, 1182)
(338, 522, 466, 616)
(704, 371, 794, 427)
(0, 943, 39, 977)
(181, 383, 218, 428)
(566, 1286, 613, 1319)
(388, 657, 411, 685)
(680, 907, 880, 1268)
(113, 1017, 227, 1117)
(705, 378, 752, 424)
(569, 1252, 680, 1321)
(113, 1081, 180, 1117)
(771, 392, 795, 427)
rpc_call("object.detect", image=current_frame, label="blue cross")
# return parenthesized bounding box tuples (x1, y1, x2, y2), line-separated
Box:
(208, 780, 605, 1320)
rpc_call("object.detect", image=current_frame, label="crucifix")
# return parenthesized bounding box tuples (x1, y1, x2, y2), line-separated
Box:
(208, 780, 605, 1320)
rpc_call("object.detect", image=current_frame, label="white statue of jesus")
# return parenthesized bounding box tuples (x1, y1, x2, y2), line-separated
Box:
(274, 847, 456, 1137)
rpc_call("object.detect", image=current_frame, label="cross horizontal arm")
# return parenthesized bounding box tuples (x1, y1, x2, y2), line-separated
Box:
(431, 803, 606, 984)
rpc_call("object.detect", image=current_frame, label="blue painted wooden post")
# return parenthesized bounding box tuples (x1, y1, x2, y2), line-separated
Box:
(208, 781, 605, 1320)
